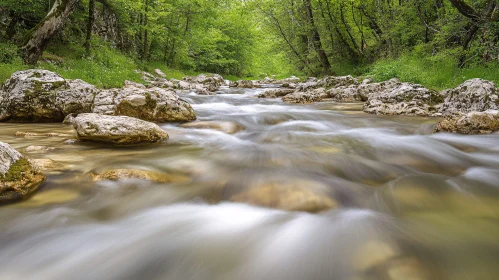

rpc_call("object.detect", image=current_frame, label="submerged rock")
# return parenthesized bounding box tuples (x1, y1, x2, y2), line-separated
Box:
(0, 70, 96, 122)
(0, 142, 45, 202)
(180, 121, 245, 134)
(435, 110, 499, 134)
(29, 158, 66, 173)
(93, 86, 196, 122)
(15, 131, 73, 137)
(73, 113, 169, 144)
(91, 169, 190, 183)
(363, 82, 445, 116)
(231, 178, 337, 213)
(439, 79, 499, 115)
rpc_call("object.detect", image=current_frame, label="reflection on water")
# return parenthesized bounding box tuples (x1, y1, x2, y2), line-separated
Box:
(1, 88, 499, 279)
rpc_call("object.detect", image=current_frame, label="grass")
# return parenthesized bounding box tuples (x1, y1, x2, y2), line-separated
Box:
(365, 49, 499, 90)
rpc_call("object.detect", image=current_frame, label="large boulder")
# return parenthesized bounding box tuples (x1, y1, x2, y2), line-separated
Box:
(0, 70, 97, 122)
(363, 82, 445, 116)
(73, 113, 169, 144)
(439, 79, 499, 116)
(93, 85, 196, 122)
(0, 142, 45, 202)
(434, 110, 499, 134)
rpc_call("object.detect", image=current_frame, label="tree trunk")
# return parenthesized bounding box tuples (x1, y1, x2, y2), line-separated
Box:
(303, 0, 331, 74)
(21, 0, 80, 65)
(84, 0, 96, 55)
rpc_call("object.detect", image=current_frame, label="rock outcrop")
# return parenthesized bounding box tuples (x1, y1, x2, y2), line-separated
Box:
(183, 74, 225, 92)
(257, 88, 295, 99)
(93, 85, 196, 122)
(73, 113, 169, 144)
(0, 142, 45, 202)
(439, 79, 499, 116)
(435, 110, 499, 134)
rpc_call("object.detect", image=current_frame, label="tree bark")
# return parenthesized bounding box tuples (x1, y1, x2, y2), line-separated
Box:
(21, 0, 80, 65)
(84, 0, 96, 55)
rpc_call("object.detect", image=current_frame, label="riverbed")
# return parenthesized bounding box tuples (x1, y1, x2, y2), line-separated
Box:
(1, 86, 499, 280)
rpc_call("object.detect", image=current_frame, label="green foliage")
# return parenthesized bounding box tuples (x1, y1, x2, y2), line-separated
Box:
(367, 47, 499, 90)
(0, 42, 19, 64)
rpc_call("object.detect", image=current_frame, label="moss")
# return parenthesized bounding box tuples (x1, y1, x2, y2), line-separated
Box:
(1, 158, 31, 182)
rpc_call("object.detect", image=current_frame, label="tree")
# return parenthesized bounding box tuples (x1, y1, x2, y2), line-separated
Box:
(21, 0, 80, 65)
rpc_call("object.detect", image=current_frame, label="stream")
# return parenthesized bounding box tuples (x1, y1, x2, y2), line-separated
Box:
(1, 86, 499, 280)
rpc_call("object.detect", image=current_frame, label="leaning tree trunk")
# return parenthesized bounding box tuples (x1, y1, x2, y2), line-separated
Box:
(21, 0, 80, 65)
(304, 0, 332, 74)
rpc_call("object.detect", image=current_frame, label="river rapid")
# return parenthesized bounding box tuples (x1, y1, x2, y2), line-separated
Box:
(1, 86, 499, 280)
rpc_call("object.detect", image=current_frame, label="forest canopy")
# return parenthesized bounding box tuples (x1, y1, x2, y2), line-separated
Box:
(1, 0, 499, 87)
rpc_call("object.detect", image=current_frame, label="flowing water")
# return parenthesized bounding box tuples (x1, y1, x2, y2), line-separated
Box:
(1, 86, 499, 280)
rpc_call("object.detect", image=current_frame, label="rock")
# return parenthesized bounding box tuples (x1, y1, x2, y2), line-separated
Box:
(93, 85, 196, 122)
(25, 146, 56, 152)
(439, 79, 499, 115)
(141, 71, 156, 82)
(73, 113, 169, 144)
(297, 75, 359, 91)
(15, 131, 73, 137)
(91, 169, 190, 183)
(1, 70, 67, 122)
(0, 70, 97, 122)
(180, 121, 245, 134)
(231, 178, 337, 213)
(363, 82, 445, 116)
(0, 141, 45, 202)
(354, 241, 400, 272)
(29, 158, 66, 172)
(257, 88, 295, 99)
(282, 88, 329, 104)
(196, 88, 216, 95)
(230, 80, 255, 88)
(124, 80, 146, 89)
(14, 189, 79, 207)
(56, 79, 98, 116)
(183, 74, 224, 91)
(154, 69, 166, 78)
(328, 85, 364, 102)
(384, 257, 430, 280)
(434, 110, 499, 134)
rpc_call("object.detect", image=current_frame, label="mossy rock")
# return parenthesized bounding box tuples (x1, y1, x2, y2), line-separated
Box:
(0, 142, 46, 202)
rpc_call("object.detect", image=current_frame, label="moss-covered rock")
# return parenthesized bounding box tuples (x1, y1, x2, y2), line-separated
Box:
(0, 70, 97, 122)
(73, 113, 169, 144)
(0, 142, 46, 202)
